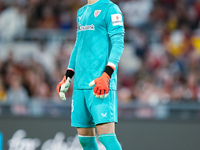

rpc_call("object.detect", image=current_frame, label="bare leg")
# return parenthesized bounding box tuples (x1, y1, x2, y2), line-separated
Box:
(77, 127, 99, 150)
(77, 127, 96, 136)
(96, 122, 115, 135)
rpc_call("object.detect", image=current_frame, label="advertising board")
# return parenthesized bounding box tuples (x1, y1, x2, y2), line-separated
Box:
(0, 117, 200, 150)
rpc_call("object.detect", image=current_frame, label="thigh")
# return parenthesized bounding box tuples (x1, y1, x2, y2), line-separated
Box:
(96, 122, 115, 135)
(71, 90, 95, 128)
(77, 127, 96, 136)
(85, 90, 118, 125)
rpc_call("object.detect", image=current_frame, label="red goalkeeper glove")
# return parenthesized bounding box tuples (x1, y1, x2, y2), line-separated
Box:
(57, 69, 74, 101)
(89, 65, 115, 99)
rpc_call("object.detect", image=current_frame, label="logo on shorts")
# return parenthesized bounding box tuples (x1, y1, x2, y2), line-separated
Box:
(101, 113, 107, 117)
(94, 10, 101, 17)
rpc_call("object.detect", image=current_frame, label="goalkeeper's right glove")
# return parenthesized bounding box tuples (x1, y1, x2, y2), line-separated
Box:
(56, 69, 74, 101)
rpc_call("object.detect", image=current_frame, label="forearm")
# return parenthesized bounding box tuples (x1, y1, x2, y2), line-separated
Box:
(68, 41, 78, 71)
(107, 33, 124, 71)
(108, 33, 124, 69)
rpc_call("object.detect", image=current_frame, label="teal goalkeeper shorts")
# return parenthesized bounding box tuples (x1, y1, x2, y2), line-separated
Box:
(71, 89, 118, 128)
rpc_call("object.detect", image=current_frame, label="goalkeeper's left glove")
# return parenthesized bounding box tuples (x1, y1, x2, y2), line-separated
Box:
(56, 69, 74, 101)
(89, 65, 115, 99)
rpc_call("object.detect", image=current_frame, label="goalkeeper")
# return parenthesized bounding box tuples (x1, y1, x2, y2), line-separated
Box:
(57, 0, 124, 149)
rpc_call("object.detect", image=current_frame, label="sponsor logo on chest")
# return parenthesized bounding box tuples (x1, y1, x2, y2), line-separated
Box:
(77, 9, 102, 32)
(78, 24, 95, 31)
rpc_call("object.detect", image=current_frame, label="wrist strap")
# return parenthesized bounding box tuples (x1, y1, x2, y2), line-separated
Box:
(65, 69, 75, 78)
(104, 65, 114, 78)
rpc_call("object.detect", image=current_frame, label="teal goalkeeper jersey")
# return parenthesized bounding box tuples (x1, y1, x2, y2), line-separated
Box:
(68, 0, 125, 90)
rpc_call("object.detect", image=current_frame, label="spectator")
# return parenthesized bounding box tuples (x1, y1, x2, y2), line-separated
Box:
(0, 3, 26, 41)
(37, 5, 58, 29)
(0, 77, 6, 102)
(6, 75, 29, 104)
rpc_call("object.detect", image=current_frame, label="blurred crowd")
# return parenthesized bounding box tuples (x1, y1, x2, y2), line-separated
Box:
(0, 42, 73, 104)
(1, 0, 200, 107)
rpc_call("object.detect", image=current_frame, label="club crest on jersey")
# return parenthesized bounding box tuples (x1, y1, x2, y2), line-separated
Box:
(94, 10, 101, 17)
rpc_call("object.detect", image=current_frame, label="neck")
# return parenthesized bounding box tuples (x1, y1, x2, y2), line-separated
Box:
(88, 0, 99, 5)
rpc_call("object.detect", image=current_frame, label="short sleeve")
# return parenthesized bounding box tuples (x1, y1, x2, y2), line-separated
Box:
(105, 4, 125, 37)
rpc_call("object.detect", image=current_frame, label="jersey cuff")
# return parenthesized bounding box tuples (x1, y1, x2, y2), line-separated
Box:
(107, 62, 116, 70)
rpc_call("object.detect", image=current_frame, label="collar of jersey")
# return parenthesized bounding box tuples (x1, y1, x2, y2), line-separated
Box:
(87, 0, 100, 7)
